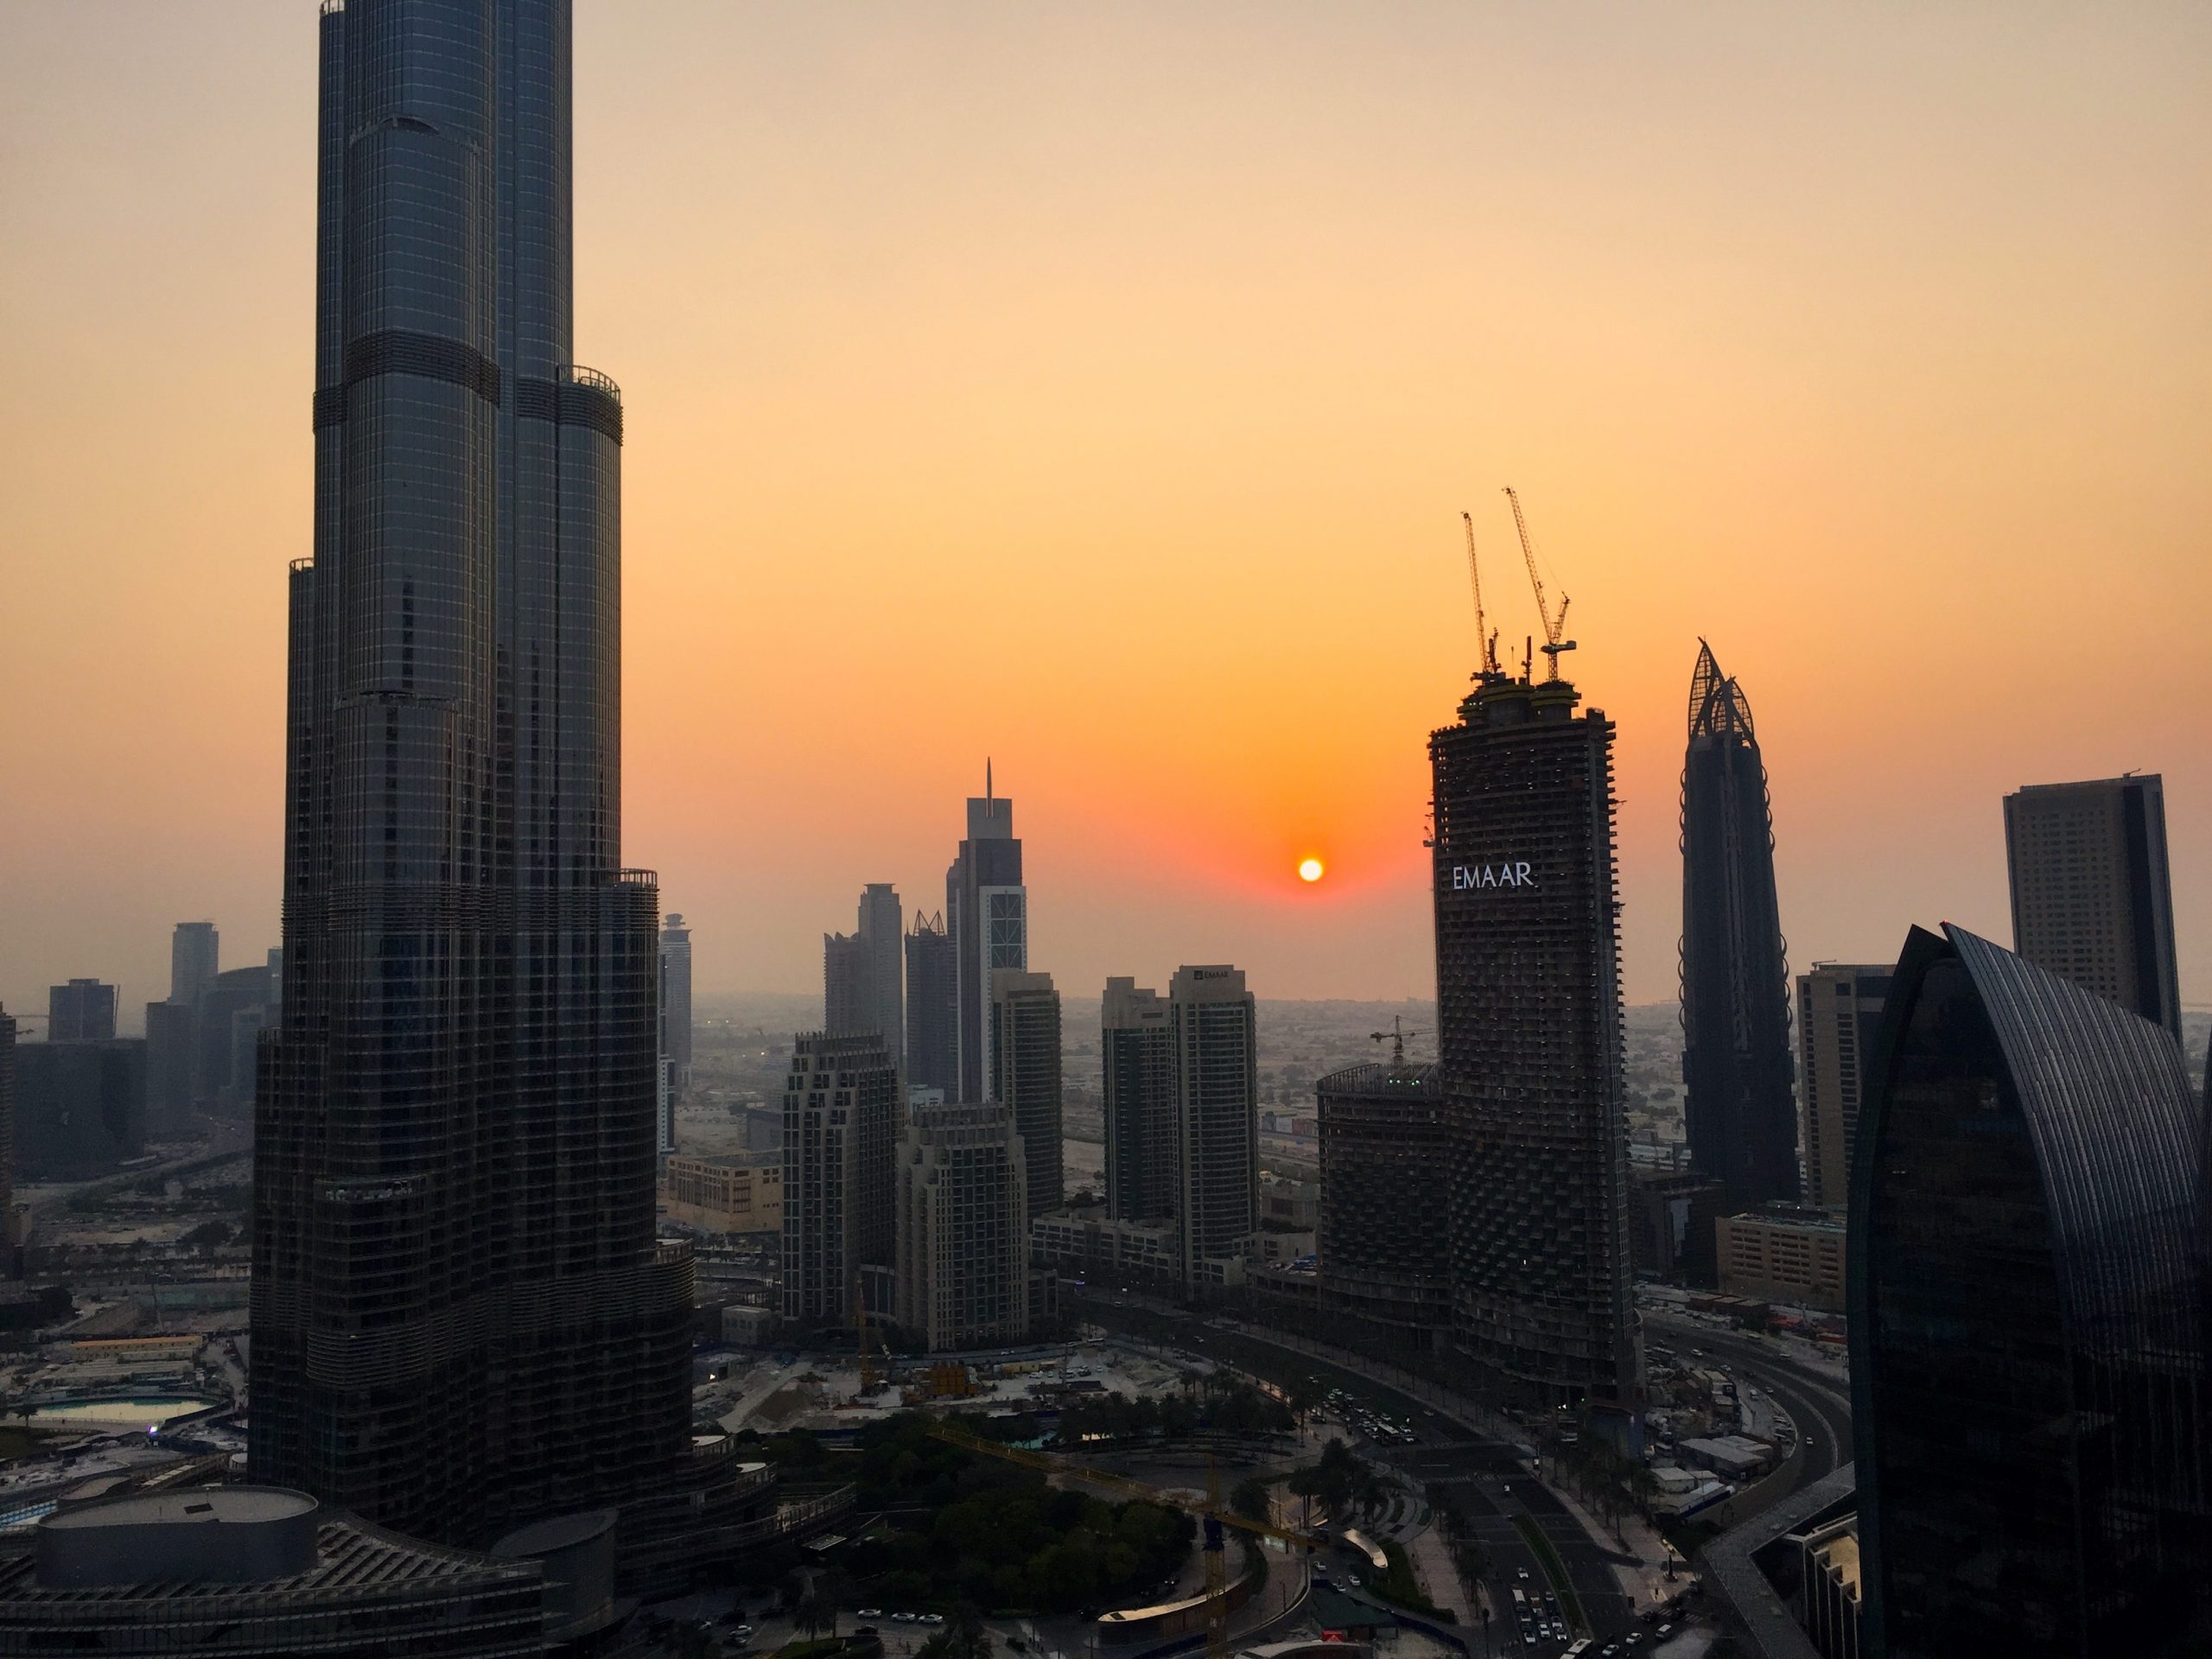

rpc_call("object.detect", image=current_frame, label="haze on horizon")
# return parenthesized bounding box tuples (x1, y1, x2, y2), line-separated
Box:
(2, 2, 2208, 1020)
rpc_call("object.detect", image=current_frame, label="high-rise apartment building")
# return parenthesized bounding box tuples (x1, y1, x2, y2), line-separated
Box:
(904, 913, 957, 1096)
(1680, 643, 1797, 1211)
(169, 923, 219, 1008)
(250, 0, 693, 1546)
(1316, 1056, 1452, 1351)
(1851, 924, 2208, 1656)
(857, 884, 904, 1072)
(14, 1040, 146, 1179)
(991, 969, 1064, 1218)
(1102, 977, 1174, 1224)
(2003, 774, 2183, 1039)
(0, 1006, 14, 1269)
(658, 913, 693, 1085)
(1796, 963, 1890, 1210)
(1431, 671, 1637, 1414)
(823, 931, 868, 1038)
(1169, 965, 1257, 1287)
(47, 980, 117, 1043)
(780, 1032, 900, 1325)
(947, 769, 1026, 1103)
(894, 1101, 1031, 1351)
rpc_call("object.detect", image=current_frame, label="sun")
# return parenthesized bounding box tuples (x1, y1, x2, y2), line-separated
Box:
(1298, 857, 1325, 884)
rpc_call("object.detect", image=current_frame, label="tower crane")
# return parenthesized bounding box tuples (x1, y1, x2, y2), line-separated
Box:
(1369, 1015, 1423, 1067)
(1460, 511, 1503, 680)
(1502, 486, 1575, 681)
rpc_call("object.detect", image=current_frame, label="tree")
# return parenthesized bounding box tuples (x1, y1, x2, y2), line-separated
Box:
(1230, 1475, 1274, 1527)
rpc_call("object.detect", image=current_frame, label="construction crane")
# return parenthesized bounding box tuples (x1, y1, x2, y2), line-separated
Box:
(1459, 511, 1503, 680)
(1368, 1015, 1422, 1067)
(1503, 486, 1575, 680)
(925, 1421, 1319, 1659)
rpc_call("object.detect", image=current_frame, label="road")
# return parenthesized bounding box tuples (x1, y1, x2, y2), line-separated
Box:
(1077, 1297, 1657, 1655)
(1643, 1314, 1853, 1520)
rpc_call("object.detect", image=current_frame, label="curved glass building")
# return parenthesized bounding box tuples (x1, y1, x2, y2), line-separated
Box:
(1680, 640, 1797, 1210)
(1849, 923, 2210, 1657)
(251, 0, 693, 1546)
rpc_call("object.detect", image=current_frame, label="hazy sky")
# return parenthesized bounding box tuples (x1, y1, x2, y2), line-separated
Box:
(3, 2, 2208, 1021)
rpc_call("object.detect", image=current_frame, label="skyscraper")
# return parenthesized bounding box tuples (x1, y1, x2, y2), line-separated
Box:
(823, 930, 868, 1037)
(2003, 774, 2183, 1039)
(1169, 965, 1257, 1287)
(658, 912, 693, 1086)
(0, 1007, 14, 1273)
(1102, 976, 1174, 1224)
(1680, 641, 1797, 1210)
(251, 0, 692, 1545)
(780, 1032, 900, 1325)
(894, 1101, 1031, 1351)
(1796, 963, 1890, 1211)
(169, 922, 219, 1008)
(47, 980, 117, 1043)
(858, 884, 904, 1072)
(1851, 924, 2209, 1656)
(947, 767, 1026, 1103)
(904, 912, 957, 1096)
(991, 969, 1064, 1218)
(1431, 671, 1637, 1414)
(1316, 1054, 1452, 1352)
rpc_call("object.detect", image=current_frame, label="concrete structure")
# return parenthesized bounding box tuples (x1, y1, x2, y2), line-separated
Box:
(1031, 1208, 1182, 1287)
(0, 1485, 550, 1656)
(1628, 1167, 1725, 1285)
(13, 1039, 146, 1179)
(894, 1100, 1030, 1350)
(1718, 1207, 1846, 1311)
(1681, 642, 1798, 1209)
(2003, 773, 2183, 1039)
(823, 930, 868, 1039)
(47, 979, 116, 1043)
(1430, 670, 1638, 1413)
(169, 922, 219, 1009)
(251, 0, 696, 1548)
(1170, 965, 1258, 1288)
(1315, 1058, 1451, 1351)
(904, 912, 957, 1096)
(661, 1154, 783, 1236)
(992, 969, 1064, 1218)
(1852, 924, 2209, 1656)
(780, 1032, 899, 1324)
(1797, 1512, 1862, 1659)
(1796, 964, 1890, 1211)
(1102, 977, 1175, 1224)
(856, 884, 904, 1071)
(948, 766, 1026, 1103)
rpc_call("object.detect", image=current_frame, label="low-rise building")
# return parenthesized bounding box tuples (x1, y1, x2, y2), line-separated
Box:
(1717, 1206, 1847, 1312)
(1031, 1209, 1180, 1287)
(661, 1154, 783, 1236)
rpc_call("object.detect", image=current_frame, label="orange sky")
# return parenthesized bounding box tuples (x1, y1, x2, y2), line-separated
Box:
(3, 3, 2209, 1021)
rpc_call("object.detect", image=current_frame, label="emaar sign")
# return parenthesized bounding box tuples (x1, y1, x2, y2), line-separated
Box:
(1451, 861, 1535, 890)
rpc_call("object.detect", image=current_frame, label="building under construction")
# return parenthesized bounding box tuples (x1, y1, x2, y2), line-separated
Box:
(1315, 1057, 1451, 1355)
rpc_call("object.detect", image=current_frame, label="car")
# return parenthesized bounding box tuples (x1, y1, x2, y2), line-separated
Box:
(858, 1610, 882, 1619)
(893, 1613, 918, 1624)
(1516, 1567, 1530, 1582)
(921, 1615, 945, 1626)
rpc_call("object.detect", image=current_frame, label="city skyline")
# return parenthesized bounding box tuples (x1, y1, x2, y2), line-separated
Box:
(3, 3, 2208, 1019)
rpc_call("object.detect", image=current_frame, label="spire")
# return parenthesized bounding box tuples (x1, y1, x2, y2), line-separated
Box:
(986, 757, 993, 809)
(1688, 639, 1756, 744)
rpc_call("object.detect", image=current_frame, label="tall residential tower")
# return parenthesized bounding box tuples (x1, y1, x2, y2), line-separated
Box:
(250, 0, 692, 1546)
(948, 768, 1026, 1103)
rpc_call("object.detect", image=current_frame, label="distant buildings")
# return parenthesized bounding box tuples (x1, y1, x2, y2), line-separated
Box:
(1680, 642, 1797, 1210)
(948, 769, 1026, 1103)
(1431, 670, 1637, 1414)
(894, 1101, 1030, 1350)
(14, 1039, 146, 1179)
(823, 931, 867, 1038)
(169, 922, 219, 1008)
(1796, 963, 1890, 1211)
(661, 1154, 782, 1236)
(1314, 1056, 1452, 1352)
(2003, 773, 2183, 1039)
(659, 911, 693, 1083)
(780, 1032, 900, 1325)
(1170, 965, 1258, 1287)
(991, 969, 1064, 1218)
(857, 885, 904, 1071)
(0, 1007, 13, 1270)
(904, 912, 957, 1097)
(1626, 1168, 1724, 1287)
(1102, 977, 1174, 1224)
(47, 980, 116, 1043)
(1715, 1207, 1844, 1312)
(1851, 923, 2209, 1655)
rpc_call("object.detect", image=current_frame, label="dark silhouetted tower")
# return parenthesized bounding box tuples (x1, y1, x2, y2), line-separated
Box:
(904, 912, 957, 1096)
(1102, 976, 1173, 1224)
(169, 922, 219, 1007)
(1680, 641, 1797, 1210)
(991, 969, 1063, 1218)
(948, 767, 1026, 1103)
(250, 0, 692, 1546)
(1431, 671, 1637, 1414)
(47, 980, 117, 1043)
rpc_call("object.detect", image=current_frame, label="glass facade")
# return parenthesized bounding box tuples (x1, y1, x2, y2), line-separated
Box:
(251, 0, 692, 1546)
(1851, 924, 2210, 1657)
(1680, 641, 1797, 1210)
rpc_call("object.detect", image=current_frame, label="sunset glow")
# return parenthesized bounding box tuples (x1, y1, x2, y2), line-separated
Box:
(1300, 859, 1325, 885)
